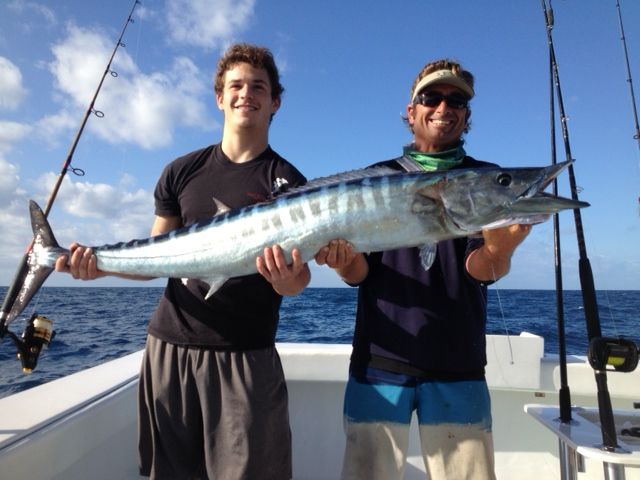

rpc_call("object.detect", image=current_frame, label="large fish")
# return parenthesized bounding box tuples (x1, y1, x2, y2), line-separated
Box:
(5, 160, 587, 327)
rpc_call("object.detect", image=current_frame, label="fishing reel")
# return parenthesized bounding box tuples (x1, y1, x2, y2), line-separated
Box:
(588, 337, 639, 373)
(4, 313, 56, 374)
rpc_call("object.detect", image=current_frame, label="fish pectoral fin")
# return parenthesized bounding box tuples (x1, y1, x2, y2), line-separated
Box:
(418, 244, 437, 270)
(204, 276, 229, 299)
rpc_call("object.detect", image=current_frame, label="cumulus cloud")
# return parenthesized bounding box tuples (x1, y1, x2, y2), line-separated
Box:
(0, 169, 155, 285)
(7, 0, 57, 28)
(0, 120, 31, 154)
(33, 172, 154, 245)
(0, 120, 30, 209)
(166, 0, 256, 49)
(45, 23, 213, 149)
(0, 117, 32, 271)
(0, 155, 31, 274)
(35, 110, 77, 147)
(0, 57, 28, 110)
(0, 157, 22, 207)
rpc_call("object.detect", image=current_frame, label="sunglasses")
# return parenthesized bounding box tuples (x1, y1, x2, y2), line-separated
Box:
(415, 91, 469, 110)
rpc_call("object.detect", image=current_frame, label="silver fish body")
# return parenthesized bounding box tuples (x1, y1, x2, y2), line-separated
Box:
(6, 160, 587, 326)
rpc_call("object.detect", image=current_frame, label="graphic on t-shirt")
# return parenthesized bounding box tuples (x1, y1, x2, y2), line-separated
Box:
(272, 177, 290, 194)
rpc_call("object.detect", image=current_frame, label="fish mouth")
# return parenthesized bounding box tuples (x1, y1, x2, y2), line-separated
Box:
(515, 160, 589, 214)
(450, 160, 590, 233)
(512, 191, 589, 216)
(519, 160, 572, 199)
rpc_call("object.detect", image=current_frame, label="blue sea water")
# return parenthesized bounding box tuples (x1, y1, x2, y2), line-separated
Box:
(0, 287, 638, 399)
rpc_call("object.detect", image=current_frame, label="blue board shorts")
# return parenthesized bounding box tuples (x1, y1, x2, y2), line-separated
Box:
(341, 369, 496, 480)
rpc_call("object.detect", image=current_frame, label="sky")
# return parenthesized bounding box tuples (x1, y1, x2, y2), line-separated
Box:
(0, 0, 638, 291)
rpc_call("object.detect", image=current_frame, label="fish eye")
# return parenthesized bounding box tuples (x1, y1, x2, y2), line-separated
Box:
(496, 173, 512, 187)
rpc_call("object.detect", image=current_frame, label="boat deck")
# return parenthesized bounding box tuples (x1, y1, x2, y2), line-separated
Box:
(1, 334, 639, 479)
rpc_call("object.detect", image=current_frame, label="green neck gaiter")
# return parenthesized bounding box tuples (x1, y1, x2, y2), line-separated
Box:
(403, 144, 466, 171)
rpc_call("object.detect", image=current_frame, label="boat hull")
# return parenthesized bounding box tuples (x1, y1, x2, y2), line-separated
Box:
(1, 335, 639, 479)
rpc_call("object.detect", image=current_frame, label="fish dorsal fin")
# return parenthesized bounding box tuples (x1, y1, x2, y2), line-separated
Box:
(273, 166, 399, 197)
(419, 244, 437, 270)
(212, 197, 231, 216)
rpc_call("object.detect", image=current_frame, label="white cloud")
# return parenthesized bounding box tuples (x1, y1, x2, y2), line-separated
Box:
(7, 1, 57, 28)
(0, 171, 154, 287)
(0, 116, 32, 270)
(0, 157, 31, 276)
(45, 24, 213, 150)
(30, 172, 154, 245)
(35, 110, 77, 148)
(0, 57, 28, 110)
(0, 157, 23, 208)
(0, 120, 31, 154)
(0, 206, 32, 280)
(35, 171, 150, 218)
(0, 157, 19, 194)
(0, 120, 30, 210)
(166, 0, 256, 49)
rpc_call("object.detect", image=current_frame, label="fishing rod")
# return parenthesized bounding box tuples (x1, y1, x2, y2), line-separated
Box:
(541, 0, 639, 468)
(543, 4, 572, 426)
(615, 0, 640, 152)
(0, 0, 141, 373)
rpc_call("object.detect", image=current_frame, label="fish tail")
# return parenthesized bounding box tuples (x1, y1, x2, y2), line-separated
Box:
(28, 200, 66, 259)
(3, 201, 67, 326)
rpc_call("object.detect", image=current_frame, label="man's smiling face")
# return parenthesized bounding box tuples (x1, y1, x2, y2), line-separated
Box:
(407, 83, 470, 152)
(216, 62, 280, 130)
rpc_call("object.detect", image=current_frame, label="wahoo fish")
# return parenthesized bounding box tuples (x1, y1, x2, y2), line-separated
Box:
(5, 160, 587, 327)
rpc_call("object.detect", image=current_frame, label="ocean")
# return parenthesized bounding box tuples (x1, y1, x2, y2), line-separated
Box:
(0, 287, 638, 399)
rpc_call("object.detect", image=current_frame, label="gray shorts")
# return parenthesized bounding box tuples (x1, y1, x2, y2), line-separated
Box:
(138, 335, 291, 479)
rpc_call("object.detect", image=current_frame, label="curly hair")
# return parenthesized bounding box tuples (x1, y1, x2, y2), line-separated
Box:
(213, 43, 284, 100)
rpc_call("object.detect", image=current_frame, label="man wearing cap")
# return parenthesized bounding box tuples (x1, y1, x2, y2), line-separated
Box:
(316, 59, 531, 479)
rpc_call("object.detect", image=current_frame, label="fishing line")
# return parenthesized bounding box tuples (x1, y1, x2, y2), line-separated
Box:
(490, 264, 514, 365)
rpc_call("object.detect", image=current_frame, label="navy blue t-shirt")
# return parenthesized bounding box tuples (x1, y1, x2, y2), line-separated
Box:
(350, 155, 497, 380)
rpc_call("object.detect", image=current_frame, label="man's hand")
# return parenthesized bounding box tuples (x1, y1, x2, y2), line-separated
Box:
(55, 243, 103, 281)
(315, 239, 368, 284)
(482, 224, 531, 257)
(315, 239, 357, 269)
(467, 224, 532, 282)
(256, 245, 310, 296)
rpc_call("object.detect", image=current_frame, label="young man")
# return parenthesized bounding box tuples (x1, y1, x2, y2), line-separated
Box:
(316, 59, 532, 480)
(56, 43, 309, 479)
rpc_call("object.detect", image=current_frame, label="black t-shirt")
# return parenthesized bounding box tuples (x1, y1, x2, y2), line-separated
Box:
(148, 144, 306, 349)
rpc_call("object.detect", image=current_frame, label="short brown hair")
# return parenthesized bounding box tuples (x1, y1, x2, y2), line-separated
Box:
(213, 43, 284, 100)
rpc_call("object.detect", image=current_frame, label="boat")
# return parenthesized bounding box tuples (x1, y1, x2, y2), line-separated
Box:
(1, 333, 639, 479)
(1, 2, 639, 479)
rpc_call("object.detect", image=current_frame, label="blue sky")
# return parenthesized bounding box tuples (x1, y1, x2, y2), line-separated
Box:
(0, 0, 638, 290)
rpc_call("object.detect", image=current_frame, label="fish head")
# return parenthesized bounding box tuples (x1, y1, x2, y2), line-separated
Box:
(429, 160, 588, 232)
